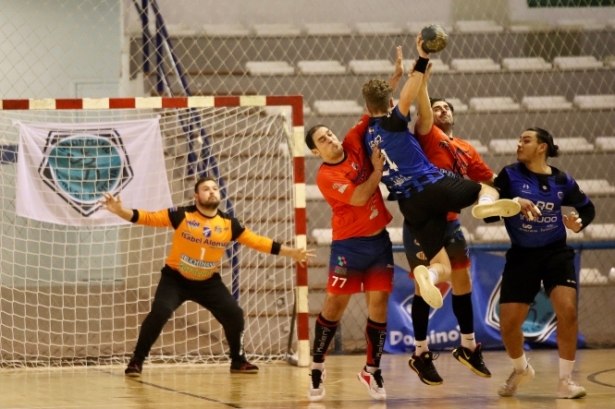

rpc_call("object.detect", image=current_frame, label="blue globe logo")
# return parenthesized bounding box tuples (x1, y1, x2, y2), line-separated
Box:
(48, 136, 122, 203)
(40, 130, 134, 217)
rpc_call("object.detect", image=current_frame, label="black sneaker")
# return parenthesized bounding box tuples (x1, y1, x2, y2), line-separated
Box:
(125, 358, 142, 378)
(408, 351, 443, 385)
(452, 343, 491, 378)
(230, 360, 259, 374)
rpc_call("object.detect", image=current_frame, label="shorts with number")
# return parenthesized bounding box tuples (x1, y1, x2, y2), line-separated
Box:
(327, 229, 394, 294)
(403, 218, 470, 275)
(500, 241, 577, 304)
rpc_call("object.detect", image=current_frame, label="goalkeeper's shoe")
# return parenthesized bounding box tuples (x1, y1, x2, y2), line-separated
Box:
(125, 358, 143, 378)
(230, 360, 259, 374)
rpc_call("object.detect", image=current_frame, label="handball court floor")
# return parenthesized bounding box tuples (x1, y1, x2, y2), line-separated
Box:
(1, 349, 613, 409)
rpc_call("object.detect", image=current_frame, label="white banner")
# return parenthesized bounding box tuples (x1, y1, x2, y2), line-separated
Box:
(15, 117, 173, 226)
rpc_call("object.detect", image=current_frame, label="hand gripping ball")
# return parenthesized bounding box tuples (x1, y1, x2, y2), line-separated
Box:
(421, 24, 448, 53)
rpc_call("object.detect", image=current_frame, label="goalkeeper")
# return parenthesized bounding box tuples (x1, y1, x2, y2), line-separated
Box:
(100, 177, 314, 377)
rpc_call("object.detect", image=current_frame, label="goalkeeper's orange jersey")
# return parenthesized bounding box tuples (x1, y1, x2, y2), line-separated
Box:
(132, 206, 280, 280)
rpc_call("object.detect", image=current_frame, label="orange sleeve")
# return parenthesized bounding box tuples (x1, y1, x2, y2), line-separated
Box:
(413, 124, 438, 152)
(133, 208, 174, 228)
(236, 228, 275, 254)
(316, 167, 357, 205)
(466, 144, 495, 182)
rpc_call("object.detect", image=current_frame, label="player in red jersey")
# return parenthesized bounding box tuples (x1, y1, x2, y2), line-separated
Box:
(404, 63, 495, 385)
(100, 177, 314, 377)
(303, 47, 403, 403)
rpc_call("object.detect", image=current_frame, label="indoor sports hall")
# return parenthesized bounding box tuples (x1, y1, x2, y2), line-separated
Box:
(0, 1, 614, 408)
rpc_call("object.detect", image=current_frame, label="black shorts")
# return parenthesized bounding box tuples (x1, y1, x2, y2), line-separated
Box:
(398, 177, 481, 261)
(499, 242, 577, 304)
(403, 218, 470, 271)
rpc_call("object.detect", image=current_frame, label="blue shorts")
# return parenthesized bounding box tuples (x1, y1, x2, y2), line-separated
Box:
(328, 229, 394, 294)
(403, 218, 470, 272)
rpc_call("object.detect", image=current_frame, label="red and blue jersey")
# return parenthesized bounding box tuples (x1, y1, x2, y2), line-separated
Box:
(317, 115, 392, 241)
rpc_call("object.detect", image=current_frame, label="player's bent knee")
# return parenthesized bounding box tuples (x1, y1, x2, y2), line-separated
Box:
(150, 302, 175, 320)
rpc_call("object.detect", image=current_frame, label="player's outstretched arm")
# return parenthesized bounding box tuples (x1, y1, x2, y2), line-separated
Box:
(388, 46, 404, 93)
(279, 245, 316, 267)
(415, 61, 434, 136)
(99, 193, 134, 221)
(397, 34, 430, 117)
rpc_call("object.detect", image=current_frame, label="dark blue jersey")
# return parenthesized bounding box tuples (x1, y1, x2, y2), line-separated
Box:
(494, 162, 590, 248)
(364, 106, 443, 199)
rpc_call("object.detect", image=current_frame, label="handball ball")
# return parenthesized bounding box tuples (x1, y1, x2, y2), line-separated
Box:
(421, 24, 448, 53)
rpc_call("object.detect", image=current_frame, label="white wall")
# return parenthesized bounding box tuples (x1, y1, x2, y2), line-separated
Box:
(509, 0, 615, 23)
(0, 0, 121, 99)
(125, 0, 453, 29)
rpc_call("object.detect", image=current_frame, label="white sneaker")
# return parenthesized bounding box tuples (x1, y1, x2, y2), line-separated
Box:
(556, 376, 587, 399)
(413, 266, 443, 309)
(498, 364, 535, 397)
(308, 369, 326, 402)
(357, 367, 386, 400)
(472, 199, 521, 219)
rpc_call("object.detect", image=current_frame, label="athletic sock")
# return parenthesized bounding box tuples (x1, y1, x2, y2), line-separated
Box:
(559, 358, 575, 379)
(415, 340, 429, 356)
(478, 194, 495, 205)
(311, 362, 325, 371)
(365, 318, 387, 368)
(428, 268, 438, 284)
(512, 354, 528, 372)
(461, 333, 477, 351)
(312, 313, 338, 363)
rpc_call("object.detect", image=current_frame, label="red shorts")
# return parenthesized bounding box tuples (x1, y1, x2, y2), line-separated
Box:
(327, 268, 394, 294)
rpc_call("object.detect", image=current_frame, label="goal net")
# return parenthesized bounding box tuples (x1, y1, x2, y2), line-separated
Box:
(0, 96, 307, 367)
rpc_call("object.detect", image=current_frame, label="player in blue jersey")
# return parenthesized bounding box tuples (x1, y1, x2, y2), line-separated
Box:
(489, 127, 595, 399)
(361, 33, 521, 314)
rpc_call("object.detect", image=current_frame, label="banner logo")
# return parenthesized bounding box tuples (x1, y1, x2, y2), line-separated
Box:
(38, 129, 133, 217)
(486, 277, 557, 342)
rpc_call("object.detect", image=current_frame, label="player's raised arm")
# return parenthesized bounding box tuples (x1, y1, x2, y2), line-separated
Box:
(415, 61, 434, 136)
(397, 33, 430, 117)
(388, 46, 404, 93)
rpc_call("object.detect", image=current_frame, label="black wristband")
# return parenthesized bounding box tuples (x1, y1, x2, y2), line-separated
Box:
(271, 241, 281, 255)
(413, 56, 429, 73)
(130, 209, 139, 223)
